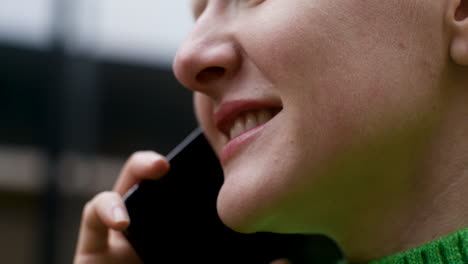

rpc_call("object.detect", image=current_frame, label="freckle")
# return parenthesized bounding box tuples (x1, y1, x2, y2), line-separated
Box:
(399, 42, 406, 49)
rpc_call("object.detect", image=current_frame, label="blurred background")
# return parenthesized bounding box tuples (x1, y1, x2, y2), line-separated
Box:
(0, 1, 196, 263)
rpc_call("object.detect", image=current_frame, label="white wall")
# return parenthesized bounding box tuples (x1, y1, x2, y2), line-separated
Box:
(0, 0, 193, 66)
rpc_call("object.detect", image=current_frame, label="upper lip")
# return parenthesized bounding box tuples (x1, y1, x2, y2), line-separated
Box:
(214, 99, 283, 139)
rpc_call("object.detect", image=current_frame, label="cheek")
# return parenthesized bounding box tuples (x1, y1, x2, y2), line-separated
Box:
(241, 0, 445, 132)
(237, 1, 330, 81)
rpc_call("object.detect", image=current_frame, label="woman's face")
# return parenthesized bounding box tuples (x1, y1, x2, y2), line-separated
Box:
(174, 0, 447, 241)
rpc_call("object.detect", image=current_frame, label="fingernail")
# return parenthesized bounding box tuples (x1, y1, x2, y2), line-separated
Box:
(113, 207, 129, 223)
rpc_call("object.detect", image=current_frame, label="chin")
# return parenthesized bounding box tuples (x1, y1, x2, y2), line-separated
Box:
(215, 163, 297, 234)
(211, 117, 308, 234)
(215, 169, 280, 234)
(216, 183, 263, 234)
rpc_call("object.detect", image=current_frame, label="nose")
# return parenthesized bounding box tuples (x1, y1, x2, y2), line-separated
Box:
(173, 17, 241, 97)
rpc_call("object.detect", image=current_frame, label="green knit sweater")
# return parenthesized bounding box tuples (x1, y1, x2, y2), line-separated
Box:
(367, 228, 468, 264)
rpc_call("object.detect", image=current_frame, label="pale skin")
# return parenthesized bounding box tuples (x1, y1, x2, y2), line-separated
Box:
(74, 0, 468, 263)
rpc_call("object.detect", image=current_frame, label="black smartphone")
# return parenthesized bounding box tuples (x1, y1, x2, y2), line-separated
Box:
(123, 128, 343, 264)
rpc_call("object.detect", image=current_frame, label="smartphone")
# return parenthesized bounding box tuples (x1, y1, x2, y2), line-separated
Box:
(123, 128, 343, 264)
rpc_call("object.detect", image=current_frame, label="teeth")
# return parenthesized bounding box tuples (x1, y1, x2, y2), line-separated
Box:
(230, 115, 245, 140)
(228, 110, 275, 140)
(257, 110, 273, 125)
(245, 112, 258, 131)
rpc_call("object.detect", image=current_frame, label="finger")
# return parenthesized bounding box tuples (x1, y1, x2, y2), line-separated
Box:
(113, 151, 170, 195)
(75, 192, 129, 255)
(108, 230, 143, 263)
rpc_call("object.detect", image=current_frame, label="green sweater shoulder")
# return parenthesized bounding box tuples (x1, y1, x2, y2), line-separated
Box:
(367, 228, 468, 264)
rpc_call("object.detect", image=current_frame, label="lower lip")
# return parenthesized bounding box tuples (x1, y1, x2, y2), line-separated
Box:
(219, 123, 267, 165)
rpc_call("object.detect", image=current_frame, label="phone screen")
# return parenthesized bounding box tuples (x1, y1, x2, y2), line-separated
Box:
(123, 128, 343, 263)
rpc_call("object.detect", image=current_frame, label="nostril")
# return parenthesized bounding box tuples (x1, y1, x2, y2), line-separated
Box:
(196, 66, 226, 83)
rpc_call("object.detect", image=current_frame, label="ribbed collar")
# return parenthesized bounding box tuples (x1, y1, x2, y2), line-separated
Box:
(367, 228, 468, 264)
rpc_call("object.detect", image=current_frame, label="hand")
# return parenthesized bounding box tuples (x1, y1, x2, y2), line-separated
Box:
(73, 151, 170, 264)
